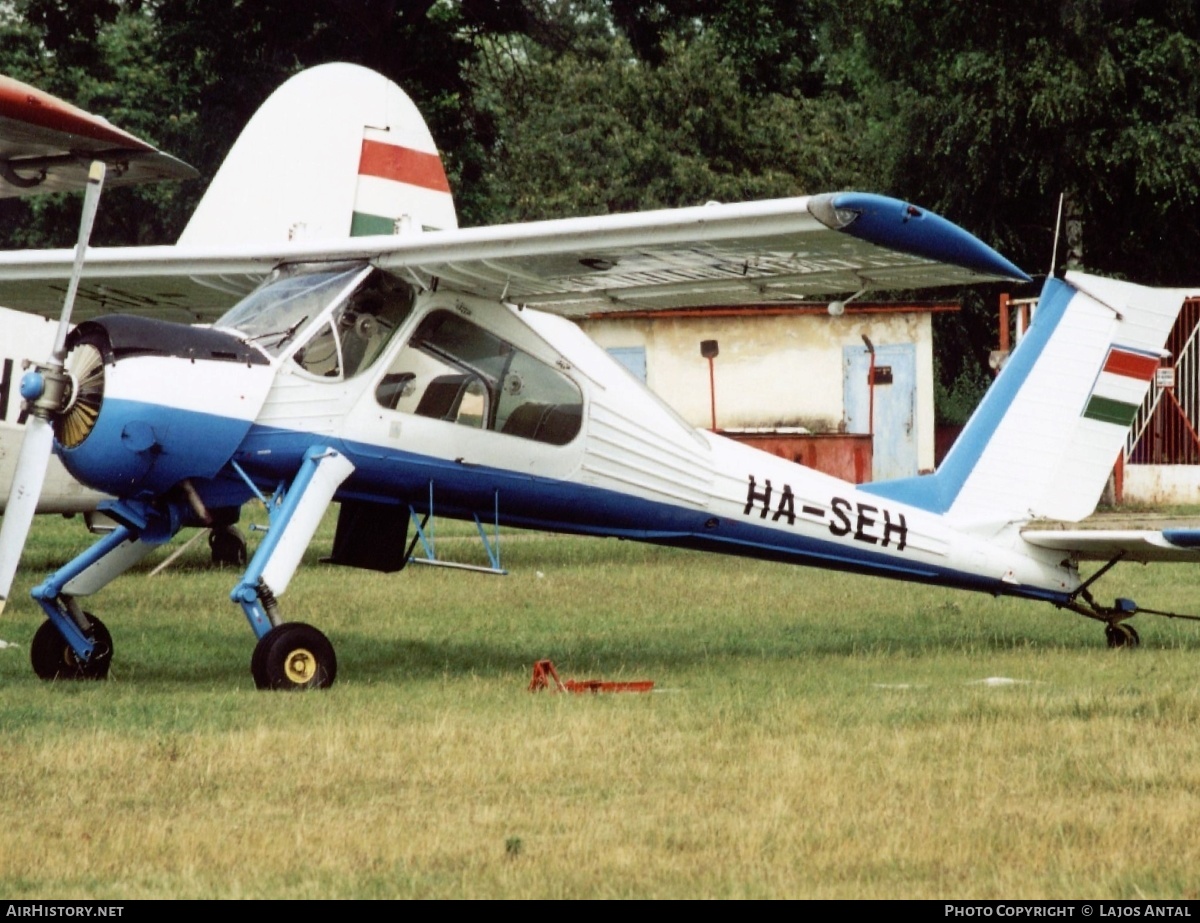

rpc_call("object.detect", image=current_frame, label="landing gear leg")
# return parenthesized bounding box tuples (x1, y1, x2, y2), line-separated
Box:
(28, 500, 181, 681)
(1067, 577, 1144, 649)
(229, 446, 353, 691)
(29, 530, 137, 678)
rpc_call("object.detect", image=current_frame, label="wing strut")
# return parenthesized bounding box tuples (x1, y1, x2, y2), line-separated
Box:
(1060, 552, 1200, 645)
(406, 481, 507, 575)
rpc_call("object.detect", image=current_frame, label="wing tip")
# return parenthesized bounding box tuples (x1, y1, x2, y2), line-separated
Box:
(808, 192, 1031, 284)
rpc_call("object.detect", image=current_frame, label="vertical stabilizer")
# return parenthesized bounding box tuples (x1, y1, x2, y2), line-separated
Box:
(179, 63, 456, 247)
(865, 272, 1193, 527)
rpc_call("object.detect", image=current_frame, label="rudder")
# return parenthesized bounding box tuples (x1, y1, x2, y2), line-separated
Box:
(179, 63, 456, 247)
(865, 271, 1192, 528)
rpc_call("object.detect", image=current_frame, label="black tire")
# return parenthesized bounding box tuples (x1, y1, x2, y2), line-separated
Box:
(249, 626, 275, 689)
(1105, 622, 1141, 649)
(248, 623, 290, 688)
(209, 525, 248, 567)
(30, 613, 112, 680)
(252, 622, 336, 690)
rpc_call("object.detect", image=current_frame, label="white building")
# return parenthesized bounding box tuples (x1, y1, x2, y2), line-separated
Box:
(578, 301, 957, 481)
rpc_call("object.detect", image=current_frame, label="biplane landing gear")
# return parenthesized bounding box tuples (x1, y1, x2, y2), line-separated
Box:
(30, 613, 112, 681)
(251, 622, 337, 691)
(208, 524, 247, 567)
(1105, 622, 1141, 649)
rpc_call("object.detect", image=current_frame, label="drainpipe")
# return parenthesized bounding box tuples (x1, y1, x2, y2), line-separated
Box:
(701, 339, 719, 432)
(862, 334, 876, 437)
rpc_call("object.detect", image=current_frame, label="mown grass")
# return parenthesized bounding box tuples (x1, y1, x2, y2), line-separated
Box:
(2, 513, 1200, 898)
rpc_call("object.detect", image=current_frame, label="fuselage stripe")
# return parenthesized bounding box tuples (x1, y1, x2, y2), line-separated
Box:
(357, 140, 450, 193)
(1083, 395, 1138, 426)
(1102, 347, 1158, 381)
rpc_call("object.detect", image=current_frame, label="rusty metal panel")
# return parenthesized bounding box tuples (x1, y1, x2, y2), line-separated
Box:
(721, 432, 874, 483)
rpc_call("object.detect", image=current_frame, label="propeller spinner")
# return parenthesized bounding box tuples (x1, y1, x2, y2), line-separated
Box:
(0, 160, 106, 615)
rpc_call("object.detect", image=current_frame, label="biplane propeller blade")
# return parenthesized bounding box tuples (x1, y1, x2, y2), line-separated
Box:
(0, 161, 105, 616)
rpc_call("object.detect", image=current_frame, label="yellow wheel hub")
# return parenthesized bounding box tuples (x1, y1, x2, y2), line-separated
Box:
(284, 648, 317, 684)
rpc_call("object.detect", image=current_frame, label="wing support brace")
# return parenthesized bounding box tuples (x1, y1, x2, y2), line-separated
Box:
(30, 497, 183, 661)
(1062, 550, 1200, 626)
(405, 481, 507, 575)
(230, 446, 354, 638)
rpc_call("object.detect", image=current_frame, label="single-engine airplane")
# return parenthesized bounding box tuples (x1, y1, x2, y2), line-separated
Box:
(0, 63, 1197, 690)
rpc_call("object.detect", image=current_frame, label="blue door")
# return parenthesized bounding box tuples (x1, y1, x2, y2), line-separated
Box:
(843, 343, 918, 481)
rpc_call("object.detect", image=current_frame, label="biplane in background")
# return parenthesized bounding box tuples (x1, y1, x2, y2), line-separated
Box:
(0, 72, 193, 511)
(0, 74, 249, 563)
(0, 64, 1196, 690)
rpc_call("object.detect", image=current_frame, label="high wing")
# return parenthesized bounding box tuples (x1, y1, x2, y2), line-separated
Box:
(0, 75, 196, 198)
(1022, 529, 1200, 563)
(0, 192, 1030, 323)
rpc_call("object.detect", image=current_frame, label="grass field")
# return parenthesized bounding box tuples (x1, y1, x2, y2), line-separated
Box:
(2, 512, 1200, 898)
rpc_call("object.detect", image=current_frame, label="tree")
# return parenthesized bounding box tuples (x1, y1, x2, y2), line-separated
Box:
(465, 1, 868, 223)
(0, 0, 531, 242)
(469, 32, 871, 224)
(823, 0, 1200, 395)
(840, 0, 1200, 283)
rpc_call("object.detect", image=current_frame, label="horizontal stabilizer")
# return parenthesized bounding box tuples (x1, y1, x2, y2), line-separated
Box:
(1022, 528, 1200, 563)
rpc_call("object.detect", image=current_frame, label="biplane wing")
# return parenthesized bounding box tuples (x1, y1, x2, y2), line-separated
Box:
(0, 75, 196, 198)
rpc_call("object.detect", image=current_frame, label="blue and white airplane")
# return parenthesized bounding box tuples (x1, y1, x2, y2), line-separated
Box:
(0, 64, 1196, 689)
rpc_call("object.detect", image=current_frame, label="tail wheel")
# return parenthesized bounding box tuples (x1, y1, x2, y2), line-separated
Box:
(1105, 622, 1141, 649)
(251, 622, 336, 690)
(30, 613, 112, 680)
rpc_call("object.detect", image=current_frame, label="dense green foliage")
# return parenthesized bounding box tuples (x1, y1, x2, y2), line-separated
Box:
(1, 0, 1198, 403)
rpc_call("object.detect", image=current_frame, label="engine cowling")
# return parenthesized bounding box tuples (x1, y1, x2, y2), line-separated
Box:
(56, 315, 276, 499)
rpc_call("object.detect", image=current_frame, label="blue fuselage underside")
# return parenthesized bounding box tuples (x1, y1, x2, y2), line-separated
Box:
(237, 421, 1069, 605)
(65, 398, 1070, 605)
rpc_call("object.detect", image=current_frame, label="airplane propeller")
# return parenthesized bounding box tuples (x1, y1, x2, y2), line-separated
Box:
(0, 161, 105, 616)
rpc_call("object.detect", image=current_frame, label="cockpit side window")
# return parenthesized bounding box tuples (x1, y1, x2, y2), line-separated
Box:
(375, 309, 582, 445)
(335, 270, 415, 378)
(293, 320, 341, 376)
(294, 269, 413, 379)
(216, 265, 414, 380)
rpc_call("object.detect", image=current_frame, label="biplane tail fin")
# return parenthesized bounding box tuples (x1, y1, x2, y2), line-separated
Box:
(178, 62, 457, 247)
(865, 272, 1191, 529)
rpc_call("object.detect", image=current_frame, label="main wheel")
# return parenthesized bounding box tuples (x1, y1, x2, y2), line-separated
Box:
(1105, 622, 1141, 649)
(209, 525, 248, 567)
(251, 622, 336, 690)
(30, 614, 113, 681)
